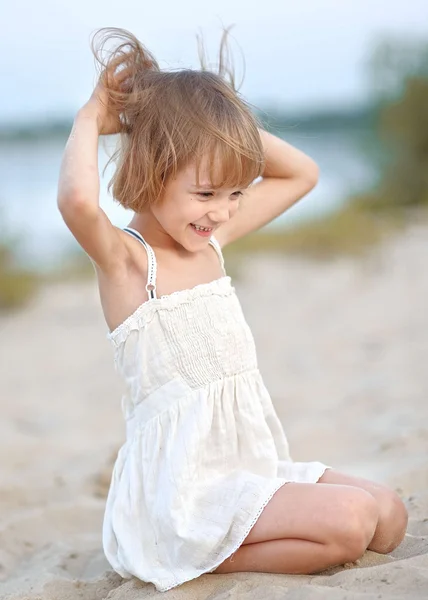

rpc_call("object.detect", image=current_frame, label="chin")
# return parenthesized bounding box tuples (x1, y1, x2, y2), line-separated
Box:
(177, 227, 211, 251)
(183, 240, 206, 253)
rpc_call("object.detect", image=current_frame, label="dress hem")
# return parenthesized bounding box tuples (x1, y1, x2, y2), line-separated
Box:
(154, 463, 332, 593)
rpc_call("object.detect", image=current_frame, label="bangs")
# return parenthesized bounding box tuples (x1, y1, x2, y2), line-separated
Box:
(191, 123, 264, 191)
(193, 140, 263, 190)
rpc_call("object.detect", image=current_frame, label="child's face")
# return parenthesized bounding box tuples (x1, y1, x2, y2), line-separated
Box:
(151, 158, 244, 251)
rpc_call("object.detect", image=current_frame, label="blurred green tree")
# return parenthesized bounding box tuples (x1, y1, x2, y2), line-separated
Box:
(365, 37, 428, 105)
(0, 211, 38, 310)
(362, 37, 428, 209)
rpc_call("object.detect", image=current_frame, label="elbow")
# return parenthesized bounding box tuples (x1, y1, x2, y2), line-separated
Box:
(57, 193, 97, 220)
(304, 161, 320, 189)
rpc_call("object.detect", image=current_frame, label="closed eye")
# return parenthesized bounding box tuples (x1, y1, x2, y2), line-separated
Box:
(197, 190, 243, 199)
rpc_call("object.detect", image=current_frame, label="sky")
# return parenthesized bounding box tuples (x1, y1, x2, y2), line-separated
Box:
(1, 0, 428, 126)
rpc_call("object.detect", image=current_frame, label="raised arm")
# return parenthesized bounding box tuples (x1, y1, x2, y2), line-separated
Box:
(57, 78, 130, 275)
(215, 129, 320, 248)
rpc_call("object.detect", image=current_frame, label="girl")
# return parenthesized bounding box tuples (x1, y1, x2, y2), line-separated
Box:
(57, 27, 408, 593)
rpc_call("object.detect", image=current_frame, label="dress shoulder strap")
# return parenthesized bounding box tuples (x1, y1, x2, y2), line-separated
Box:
(209, 235, 226, 276)
(123, 227, 157, 300)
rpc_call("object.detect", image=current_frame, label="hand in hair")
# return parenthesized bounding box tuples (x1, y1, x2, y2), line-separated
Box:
(83, 60, 133, 136)
(83, 27, 159, 136)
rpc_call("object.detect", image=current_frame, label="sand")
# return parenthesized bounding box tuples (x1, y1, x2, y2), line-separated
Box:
(1, 221, 427, 599)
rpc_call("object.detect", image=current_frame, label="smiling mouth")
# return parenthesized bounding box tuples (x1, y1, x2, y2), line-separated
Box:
(190, 224, 214, 232)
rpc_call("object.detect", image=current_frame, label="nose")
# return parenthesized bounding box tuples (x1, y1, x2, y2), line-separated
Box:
(207, 203, 230, 225)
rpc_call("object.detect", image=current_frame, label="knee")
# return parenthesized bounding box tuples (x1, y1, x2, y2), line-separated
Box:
(332, 489, 379, 564)
(372, 489, 408, 554)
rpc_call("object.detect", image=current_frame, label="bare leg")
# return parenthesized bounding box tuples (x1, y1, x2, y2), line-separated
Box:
(212, 479, 379, 575)
(318, 469, 408, 553)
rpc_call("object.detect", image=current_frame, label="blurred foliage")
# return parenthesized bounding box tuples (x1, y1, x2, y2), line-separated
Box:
(224, 203, 406, 262)
(45, 247, 96, 282)
(256, 104, 378, 136)
(0, 239, 38, 310)
(228, 35, 428, 261)
(363, 36, 428, 209)
(0, 119, 74, 142)
(374, 77, 428, 208)
(365, 36, 428, 105)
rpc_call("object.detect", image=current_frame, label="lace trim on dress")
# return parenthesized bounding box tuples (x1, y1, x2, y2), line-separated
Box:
(107, 276, 233, 348)
(156, 461, 331, 592)
(157, 478, 290, 592)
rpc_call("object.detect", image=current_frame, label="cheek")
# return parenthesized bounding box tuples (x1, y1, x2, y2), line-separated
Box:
(185, 199, 207, 223)
(153, 197, 187, 226)
(230, 201, 240, 216)
(154, 196, 207, 230)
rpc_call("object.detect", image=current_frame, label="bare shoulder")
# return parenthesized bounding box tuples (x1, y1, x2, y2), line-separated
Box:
(93, 227, 150, 333)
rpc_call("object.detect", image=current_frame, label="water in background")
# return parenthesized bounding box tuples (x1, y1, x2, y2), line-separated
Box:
(0, 126, 378, 273)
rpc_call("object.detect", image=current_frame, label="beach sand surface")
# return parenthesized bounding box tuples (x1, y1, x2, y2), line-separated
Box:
(1, 222, 427, 599)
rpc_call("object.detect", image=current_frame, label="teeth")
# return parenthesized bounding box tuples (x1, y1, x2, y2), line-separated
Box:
(192, 224, 212, 232)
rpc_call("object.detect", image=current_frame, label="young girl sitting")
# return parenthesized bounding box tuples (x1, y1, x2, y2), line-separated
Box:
(57, 26, 408, 593)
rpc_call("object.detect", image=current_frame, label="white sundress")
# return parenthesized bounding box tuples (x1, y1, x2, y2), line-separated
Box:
(102, 226, 331, 593)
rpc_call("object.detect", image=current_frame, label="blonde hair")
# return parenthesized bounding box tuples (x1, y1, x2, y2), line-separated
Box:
(91, 27, 264, 211)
